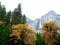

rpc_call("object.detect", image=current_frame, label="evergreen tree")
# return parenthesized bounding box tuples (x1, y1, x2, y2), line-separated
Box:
(0, 25, 10, 45)
(12, 3, 22, 25)
(17, 3, 21, 13)
(36, 33, 43, 45)
(12, 10, 22, 25)
(2, 5, 6, 21)
(5, 11, 11, 25)
(0, 2, 6, 21)
(22, 14, 26, 24)
(0, 2, 2, 20)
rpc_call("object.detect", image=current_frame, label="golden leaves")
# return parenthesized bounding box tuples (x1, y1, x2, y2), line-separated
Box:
(23, 31, 36, 45)
(9, 24, 36, 45)
(0, 21, 6, 26)
(41, 21, 60, 45)
(41, 21, 60, 32)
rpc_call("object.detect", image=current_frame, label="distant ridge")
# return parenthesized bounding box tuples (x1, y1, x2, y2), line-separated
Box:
(47, 10, 57, 15)
(26, 10, 60, 30)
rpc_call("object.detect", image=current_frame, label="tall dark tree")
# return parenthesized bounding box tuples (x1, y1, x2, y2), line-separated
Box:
(0, 2, 2, 20)
(0, 2, 3, 21)
(5, 11, 11, 25)
(0, 2, 6, 21)
(2, 5, 6, 21)
(17, 3, 21, 13)
(22, 14, 26, 24)
(12, 3, 22, 25)
(36, 33, 44, 45)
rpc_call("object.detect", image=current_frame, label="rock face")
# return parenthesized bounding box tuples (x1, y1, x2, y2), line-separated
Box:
(26, 17, 33, 24)
(40, 10, 60, 27)
(26, 10, 60, 30)
(27, 18, 40, 30)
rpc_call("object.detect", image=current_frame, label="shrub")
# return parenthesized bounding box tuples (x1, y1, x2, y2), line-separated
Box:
(0, 25, 10, 45)
(57, 33, 60, 45)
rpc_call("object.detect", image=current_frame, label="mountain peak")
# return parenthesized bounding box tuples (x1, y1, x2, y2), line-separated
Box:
(47, 10, 56, 15)
(35, 18, 40, 20)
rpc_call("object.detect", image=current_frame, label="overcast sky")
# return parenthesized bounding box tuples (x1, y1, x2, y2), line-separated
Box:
(0, 0, 60, 20)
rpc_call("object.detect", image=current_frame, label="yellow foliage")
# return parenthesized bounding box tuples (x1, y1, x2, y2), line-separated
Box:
(9, 24, 36, 45)
(0, 21, 6, 26)
(42, 32, 57, 45)
(41, 21, 60, 32)
(41, 21, 60, 45)
(23, 30, 36, 45)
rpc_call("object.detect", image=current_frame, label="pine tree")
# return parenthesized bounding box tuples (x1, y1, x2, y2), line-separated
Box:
(36, 33, 43, 45)
(12, 3, 22, 25)
(5, 11, 11, 25)
(0, 2, 6, 21)
(2, 5, 6, 21)
(17, 3, 21, 13)
(22, 14, 26, 24)
(0, 2, 2, 21)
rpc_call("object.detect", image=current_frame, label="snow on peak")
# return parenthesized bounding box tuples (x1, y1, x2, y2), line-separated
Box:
(26, 10, 60, 30)
(47, 10, 56, 15)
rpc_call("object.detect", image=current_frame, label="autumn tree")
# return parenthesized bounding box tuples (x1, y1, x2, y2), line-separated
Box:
(41, 21, 60, 45)
(9, 24, 36, 45)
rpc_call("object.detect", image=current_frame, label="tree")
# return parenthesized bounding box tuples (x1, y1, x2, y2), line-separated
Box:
(41, 21, 60, 45)
(0, 2, 6, 21)
(12, 10, 22, 24)
(12, 3, 22, 25)
(36, 33, 43, 45)
(17, 3, 21, 13)
(9, 24, 36, 45)
(0, 25, 10, 45)
(2, 5, 6, 21)
(5, 11, 11, 25)
(0, 2, 2, 21)
(57, 33, 60, 45)
(22, 14, 26, 24)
